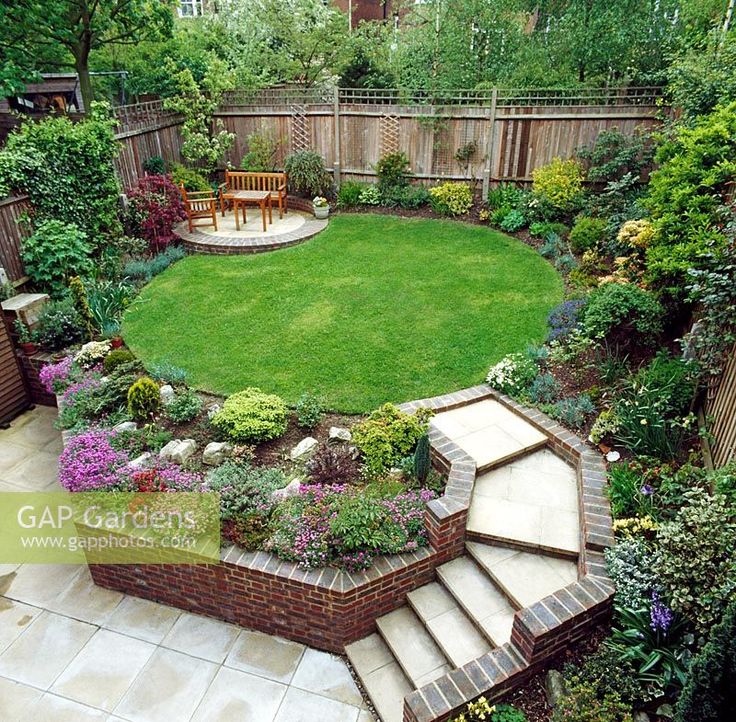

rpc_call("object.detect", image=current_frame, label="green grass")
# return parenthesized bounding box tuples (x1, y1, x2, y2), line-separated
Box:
(123, 214, 563, 413)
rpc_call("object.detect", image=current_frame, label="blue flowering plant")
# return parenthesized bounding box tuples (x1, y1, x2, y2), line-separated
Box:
(607, 601, 694, 700)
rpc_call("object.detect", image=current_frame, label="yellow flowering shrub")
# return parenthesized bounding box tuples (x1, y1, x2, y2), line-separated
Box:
(429, 182, 473, 216)
(531, 157, 584, 213)
(617, 219, 654, 250)
(613, 516, 658, 538)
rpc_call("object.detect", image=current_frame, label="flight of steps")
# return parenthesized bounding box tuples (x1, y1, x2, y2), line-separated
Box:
(346, 543, 577, 722)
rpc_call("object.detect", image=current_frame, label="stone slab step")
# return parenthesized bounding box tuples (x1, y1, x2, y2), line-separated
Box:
(407, 582, 493, 668)
(430, 399, 548, 471)
(467, 542, 579, 609)
(345, 633, 412, 722)
(376, 606, 451, 688)
(436, 556, 516, 647)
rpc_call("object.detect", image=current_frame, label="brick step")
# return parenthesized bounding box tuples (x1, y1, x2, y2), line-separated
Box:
(345, 633, 412, 722)
(466, 542, 578, 610)
(436, 556, 516, 647)
(375, 606, 451, 689)
(407, 582, 493, 668)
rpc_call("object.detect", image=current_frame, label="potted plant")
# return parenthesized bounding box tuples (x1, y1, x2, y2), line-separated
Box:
(14, 318, 37, 355)
(312, 196, 329, 220)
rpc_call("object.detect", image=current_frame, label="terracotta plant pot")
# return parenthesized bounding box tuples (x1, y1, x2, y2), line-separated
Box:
(19, 342, 37, 355)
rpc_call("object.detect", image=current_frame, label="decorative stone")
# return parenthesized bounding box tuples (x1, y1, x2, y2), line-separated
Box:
(348, 445, 360, 460)
(271, 478, 301, 502)
(606, 450, 621, 463)
(160, 384, 175, 405)
(203, 441, 232, 466)
(545, 669, 566, 708)
(129, 452, 152, 468)
(290, 437, 318, 460)
(633, 712, 650, 722)
(159, 439, 197, 464)
(206, 403, 221, 419)
(113, 421, 137, 434)
(656, 704, 674, 719)
(328, 426, 351, 443)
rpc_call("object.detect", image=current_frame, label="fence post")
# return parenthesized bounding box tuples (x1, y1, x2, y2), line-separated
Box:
(333, 86, 342, 187)
(482, 88, 498, 200)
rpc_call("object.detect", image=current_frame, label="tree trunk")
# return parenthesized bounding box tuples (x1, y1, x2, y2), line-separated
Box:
(73, 20, 93, 113)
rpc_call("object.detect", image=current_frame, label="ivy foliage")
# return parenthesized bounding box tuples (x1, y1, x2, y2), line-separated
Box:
(0, 102, 121, 241)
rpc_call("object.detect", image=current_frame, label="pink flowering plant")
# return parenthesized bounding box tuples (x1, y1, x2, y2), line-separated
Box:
(58, 429, 131, 491)
(40, 356, 80, 395)
(267, 484, 435, 571)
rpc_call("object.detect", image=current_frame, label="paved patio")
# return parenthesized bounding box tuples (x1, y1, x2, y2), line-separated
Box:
(0, 408, 373, 722)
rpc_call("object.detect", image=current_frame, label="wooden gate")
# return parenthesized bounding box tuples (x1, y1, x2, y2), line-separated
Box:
(0, 316, 29, 425)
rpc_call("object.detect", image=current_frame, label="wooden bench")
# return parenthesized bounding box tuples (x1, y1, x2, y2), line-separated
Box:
(219, 171, 288, 219)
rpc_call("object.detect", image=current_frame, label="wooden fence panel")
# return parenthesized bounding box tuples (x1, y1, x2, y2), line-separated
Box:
(0, 315, 29, 425)
(0, 196, 31, 282)
(705, 345, 736, 467)
(114, 122, 184, 190)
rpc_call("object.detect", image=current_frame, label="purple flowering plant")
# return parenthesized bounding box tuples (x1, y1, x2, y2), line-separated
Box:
(58, 429, 130, 492)
(40, 355, 81, 395)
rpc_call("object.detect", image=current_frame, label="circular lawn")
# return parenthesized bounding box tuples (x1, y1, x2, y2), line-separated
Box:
(123, 214, 563, 413)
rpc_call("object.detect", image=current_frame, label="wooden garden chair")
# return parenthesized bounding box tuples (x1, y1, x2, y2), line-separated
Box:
(179, 184, 218, 232)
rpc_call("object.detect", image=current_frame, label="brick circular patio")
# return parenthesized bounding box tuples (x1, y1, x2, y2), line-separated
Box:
(175, 198, 328, 255)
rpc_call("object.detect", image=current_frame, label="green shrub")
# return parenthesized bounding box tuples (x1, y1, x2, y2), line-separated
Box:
(212, 388, 289, 443)
(86, 279, 135, 334)
(143, 155, 166, 175)
(127, 377, 161, 421)
(295, 392, 323, 429)
(607, 462, 656, 519)
(547, 394, 595, 430)
(490, 705, 527, 722)
(337, 181, 364, 208)
(381, 184, 431, 210)
(675, 601, 736, 722)
(305, 445, 359, 485)
(569, 216, 608, 253)
(413, 433, 430, 484)
(240, 131, 281, 172)
(581, 283, 663, 347)
(631, 353, 697, 418)
(711, 463, 736, 506)
(208, 461, 286, 522)
(374, 151, 410, 194)
(499, 209, 526, 232)
(529, 221, 569, 238)
(145, 359, 189, 385)
(532, 157, 585, 216)
(170, 162, 211, 192)
(565, 646, 641, 706)
(284, 151, 332, 197)
(68, 275, 95, 340)
(103, 349, 136, 375)
(655, 490, 736, 637)
(487, 182, 525, 210)
(352, 404, 433, 476)
(539, 232, 566, 260)
(429, 182, 473, 216)
(358, 184, 381, 205)
(33, 297, 86, 351)
(528, 373, 562, 404)
(605, 537, 659, 614)
(550, 680, 632, 722)
(21, 220, 94, 296)
(449, 698, 527, 722)
(555, 253, 577, 274)
(490, 206, 513, 226)
(165, 388, 203, 424)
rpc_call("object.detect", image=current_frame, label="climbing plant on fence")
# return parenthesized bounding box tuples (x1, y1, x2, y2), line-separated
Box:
(0, 102, 121, 242)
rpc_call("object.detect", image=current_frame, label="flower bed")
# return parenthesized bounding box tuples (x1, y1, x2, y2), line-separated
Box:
(46, 346, 442, 573)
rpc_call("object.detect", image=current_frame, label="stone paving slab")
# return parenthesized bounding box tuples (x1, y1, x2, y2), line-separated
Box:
(430, 400, 547, 470)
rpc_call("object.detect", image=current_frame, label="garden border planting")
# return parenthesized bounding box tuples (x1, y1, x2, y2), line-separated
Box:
(71, 383, 614, 720)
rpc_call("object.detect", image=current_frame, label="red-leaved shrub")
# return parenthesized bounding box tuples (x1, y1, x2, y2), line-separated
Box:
(127, 174, 186, 251)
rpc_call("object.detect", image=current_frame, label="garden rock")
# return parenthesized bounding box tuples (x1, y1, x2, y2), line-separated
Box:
(290, 437, 318, 460)
(130, 452, 152, 468)
(606, 450, 621, 463)
(160, 439, 197, 464)
(203, 441, 232, 466)
(545, 670, 566, 708)
(328, 426, 351, 443)
(271, 478, 301, 502)
(206, 403, 221, 419)
(656, 704, 673, 719)
(160, 384, 175, 405)
(113, 421, 137, 434)
(633, 713, 650, 722)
